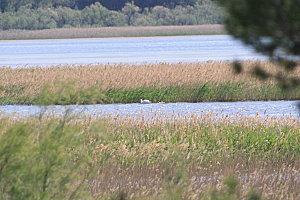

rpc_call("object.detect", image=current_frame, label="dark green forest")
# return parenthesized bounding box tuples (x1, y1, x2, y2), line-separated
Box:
(0, 0, 223, 30)
(0, 0, 208, 11)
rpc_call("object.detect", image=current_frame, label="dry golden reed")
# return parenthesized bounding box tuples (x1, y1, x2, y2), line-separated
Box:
(1, 61, 299, 98)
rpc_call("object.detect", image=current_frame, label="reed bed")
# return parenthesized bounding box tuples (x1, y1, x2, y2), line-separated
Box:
(0, 113, 299, 199)
(0, 25, 225, 40)
(0, 61, 279, 92)
(0, 61, 299, 105)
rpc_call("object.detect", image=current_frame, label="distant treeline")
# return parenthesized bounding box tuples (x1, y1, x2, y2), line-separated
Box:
(0, 0, 223, 30)
(0, 0, 212, 11)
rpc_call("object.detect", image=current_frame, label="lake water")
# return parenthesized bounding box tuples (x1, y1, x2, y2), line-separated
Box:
(1, 101, 299, 119)
(0, 35, 265, 66)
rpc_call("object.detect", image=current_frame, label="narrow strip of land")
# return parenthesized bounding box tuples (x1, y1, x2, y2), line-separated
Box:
(0, 25, 225, 40)
(0, 61, 299, 105)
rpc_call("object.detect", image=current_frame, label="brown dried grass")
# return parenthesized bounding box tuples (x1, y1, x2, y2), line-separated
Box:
(89, 161, 300, 200)
(1, 61, 298, 98)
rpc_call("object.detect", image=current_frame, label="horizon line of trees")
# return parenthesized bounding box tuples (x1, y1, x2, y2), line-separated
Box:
(0, 1, 223, 30)
(0, 0, 214, 12)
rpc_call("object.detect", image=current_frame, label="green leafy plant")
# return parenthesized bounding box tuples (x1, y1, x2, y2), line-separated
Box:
(0, 116, 96, 200)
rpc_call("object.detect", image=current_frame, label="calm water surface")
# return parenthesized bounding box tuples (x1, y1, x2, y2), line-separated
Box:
(1, 101, 299, 119)
(0, 35, 265, 66)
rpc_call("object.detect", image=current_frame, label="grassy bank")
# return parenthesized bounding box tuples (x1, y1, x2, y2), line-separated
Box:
(0, 113, 299, 199)
(29, 83, 299, 105)
(0, 61, 299, 105)
(0, 25, 225, 40)
(2, 82, 299, 105)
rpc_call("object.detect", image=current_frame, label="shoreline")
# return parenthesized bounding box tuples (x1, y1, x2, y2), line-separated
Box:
(0, 34, 229, 42)
(0, 24, 225, 41)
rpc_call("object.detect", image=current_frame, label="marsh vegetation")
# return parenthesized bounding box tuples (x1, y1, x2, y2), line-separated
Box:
(0, 112, 299, 199)
(0, 61, 299, 105)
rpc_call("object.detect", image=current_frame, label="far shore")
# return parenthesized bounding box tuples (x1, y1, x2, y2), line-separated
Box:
(0, 33, 228, 43)
(0, 24, 225, 40)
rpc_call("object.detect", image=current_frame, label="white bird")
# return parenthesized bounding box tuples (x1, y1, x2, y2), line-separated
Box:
(140, 99, 151, 104)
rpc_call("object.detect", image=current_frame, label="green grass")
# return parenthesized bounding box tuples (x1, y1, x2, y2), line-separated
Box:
(0, 83, 300, 105)
(103, 121, 300, 162)
(105, 83, 298, 104)
(1, 82, 298, 105)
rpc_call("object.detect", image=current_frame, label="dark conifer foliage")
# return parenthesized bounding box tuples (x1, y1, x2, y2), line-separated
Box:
(217, 0, 300, 91)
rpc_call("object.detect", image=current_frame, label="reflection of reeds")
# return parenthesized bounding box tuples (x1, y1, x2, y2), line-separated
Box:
(3, 113, 299, 199)
(0, 25, 225, 40)
(1, 61, 299, 104)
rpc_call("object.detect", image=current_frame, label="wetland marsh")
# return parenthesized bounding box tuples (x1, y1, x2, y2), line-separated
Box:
(0, 61, 299, 106)
(0, 35, 299, 199)
(0, 113, 299, 199)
